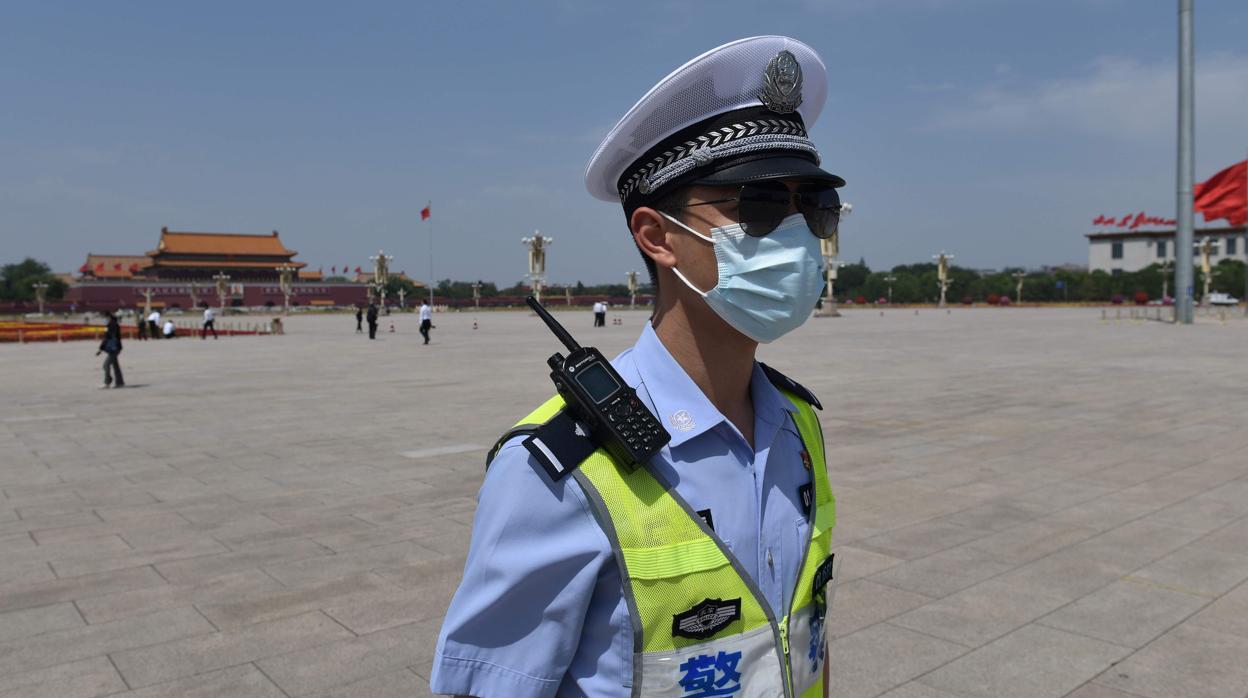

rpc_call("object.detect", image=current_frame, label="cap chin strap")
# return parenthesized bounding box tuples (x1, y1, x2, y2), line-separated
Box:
(661, 212, 715, 297)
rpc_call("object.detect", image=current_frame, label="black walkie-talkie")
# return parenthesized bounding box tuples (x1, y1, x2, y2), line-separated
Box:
(527, 296, 670, 468)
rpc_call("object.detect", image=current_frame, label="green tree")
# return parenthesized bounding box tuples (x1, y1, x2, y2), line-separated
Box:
(1, 258, 66, 302)
(834, 259, 871, 300)
(1212, 259, 1245, 297)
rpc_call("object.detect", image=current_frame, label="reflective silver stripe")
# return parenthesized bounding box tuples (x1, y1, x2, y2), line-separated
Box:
(571, 469, 645, 696)
(530, 437, 564, 473)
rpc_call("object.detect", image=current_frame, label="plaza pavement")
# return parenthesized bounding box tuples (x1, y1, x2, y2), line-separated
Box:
(1, 307, 1247, 698)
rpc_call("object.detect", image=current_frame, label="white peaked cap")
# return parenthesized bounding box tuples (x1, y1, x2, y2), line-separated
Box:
(585, 36, 832, 205)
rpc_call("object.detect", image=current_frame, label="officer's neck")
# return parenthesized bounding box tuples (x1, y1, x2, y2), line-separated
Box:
(652, 289, 757, 448)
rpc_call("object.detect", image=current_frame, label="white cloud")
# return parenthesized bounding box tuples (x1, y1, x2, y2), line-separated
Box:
(927, 52, 1248, 143)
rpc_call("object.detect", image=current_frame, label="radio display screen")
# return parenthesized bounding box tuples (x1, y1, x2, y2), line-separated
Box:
(575, 362, 620, 403)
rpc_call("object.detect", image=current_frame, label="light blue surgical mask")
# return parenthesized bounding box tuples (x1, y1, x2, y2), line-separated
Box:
(662, 212, 825, 343)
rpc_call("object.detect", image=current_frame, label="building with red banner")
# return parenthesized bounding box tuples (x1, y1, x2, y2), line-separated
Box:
(1087, 160, 1247, 274)
(1087, 224, 1246, 273)
(65, 228, 373, 311)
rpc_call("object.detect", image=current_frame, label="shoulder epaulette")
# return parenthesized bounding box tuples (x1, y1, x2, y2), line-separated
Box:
(485, 408, 597, 482)
(759, 362, 822, 410)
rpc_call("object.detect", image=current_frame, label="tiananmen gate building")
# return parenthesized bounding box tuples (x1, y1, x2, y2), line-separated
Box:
(66, 228, 375, 311)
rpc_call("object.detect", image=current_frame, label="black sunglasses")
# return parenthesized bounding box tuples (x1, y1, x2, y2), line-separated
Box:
(667, 181, 841, 239)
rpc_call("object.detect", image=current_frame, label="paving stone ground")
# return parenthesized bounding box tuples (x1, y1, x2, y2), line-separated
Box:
(2, 307, 1247, 698)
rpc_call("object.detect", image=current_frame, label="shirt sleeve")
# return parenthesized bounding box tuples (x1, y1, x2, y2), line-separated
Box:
(430, 438, 613, 698)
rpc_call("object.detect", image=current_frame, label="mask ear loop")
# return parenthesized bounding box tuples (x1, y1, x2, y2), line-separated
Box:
(660, 212, 714, 297)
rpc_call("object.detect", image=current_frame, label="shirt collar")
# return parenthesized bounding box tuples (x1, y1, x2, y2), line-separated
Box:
(749, 361, 799, 429)
(630, 323, 796, 449)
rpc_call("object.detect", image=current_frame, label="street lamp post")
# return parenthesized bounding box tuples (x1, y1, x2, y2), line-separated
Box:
(1160, 259, 1173, 301)
(626, 271, 639, 310)
(188, 282, 200, 309)
(471, 281, 481, 308)
(521, 232, 553, 305)
(369, 250, 393, 311)
(823, 261, 845, 315)
(1012, 270, 1026, 305)
(883, 274, 897, 304)
(31, 282, 48, 316)
(397, 287, 407, 311)
(276, 264, 297, 315)
(212, 273, 231, 311)
(141, 287, 155, 317)
(1195, 238, 1218, 305)
(817, 203, 849, 317)
(933, 251, 954, 307)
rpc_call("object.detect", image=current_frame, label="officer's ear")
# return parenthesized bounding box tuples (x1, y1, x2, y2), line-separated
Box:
(630, 206, 677, 271)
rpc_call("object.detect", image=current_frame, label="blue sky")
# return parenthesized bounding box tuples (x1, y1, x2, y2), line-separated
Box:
(2, 1, 1246, 285)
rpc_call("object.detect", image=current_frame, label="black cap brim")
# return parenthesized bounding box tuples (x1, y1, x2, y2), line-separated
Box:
(694, 154, 845, 189)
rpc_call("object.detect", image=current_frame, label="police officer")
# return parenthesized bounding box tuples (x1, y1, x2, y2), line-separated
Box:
(432, 36, 843, 698)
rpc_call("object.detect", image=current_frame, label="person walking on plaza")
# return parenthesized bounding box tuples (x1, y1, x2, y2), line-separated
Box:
(96, 310, 124, 388)
(432, 36, 843, 697)
(592, 300, 605, 327)
(355, 305, 364, 334)
(419, 299, 434, 345)
(146, 309, 161, 340)
(201, 306, 218, 339)
(366, 302, 379, 339)
(135, 309, 147, 340)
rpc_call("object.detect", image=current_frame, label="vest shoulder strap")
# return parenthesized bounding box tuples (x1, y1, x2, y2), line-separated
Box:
(485, 396, 597, 482)
(759, 362, 822, 410)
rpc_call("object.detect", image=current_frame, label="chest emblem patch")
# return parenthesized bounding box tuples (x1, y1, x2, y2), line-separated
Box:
(672, 597, 742, 640)
(670, 409, 696, 432)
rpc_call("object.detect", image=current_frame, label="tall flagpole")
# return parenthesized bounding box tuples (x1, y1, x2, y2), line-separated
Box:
(427, 201, 434, 305)
(1175, 0, 1195, 324)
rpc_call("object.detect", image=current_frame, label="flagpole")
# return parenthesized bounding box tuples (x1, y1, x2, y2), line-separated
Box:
(427, 201, 434, 305)
(1175, 0, 1195, 324)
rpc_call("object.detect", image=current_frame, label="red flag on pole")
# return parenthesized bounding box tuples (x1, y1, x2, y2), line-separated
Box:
(421, 205, 431, 221)
(1194, 160, 1248, 226)
(355, 266, 362, 274)
(114, 263, 123, 271)
(95, 262, 104, 272)
(79, 262, 90, 273)
(129, 263, 139, 273)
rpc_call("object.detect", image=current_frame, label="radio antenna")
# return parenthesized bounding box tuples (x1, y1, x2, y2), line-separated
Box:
(527, 296, 581, 352)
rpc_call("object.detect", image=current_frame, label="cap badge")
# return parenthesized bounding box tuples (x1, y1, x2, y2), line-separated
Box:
(760, 50, 803, 114)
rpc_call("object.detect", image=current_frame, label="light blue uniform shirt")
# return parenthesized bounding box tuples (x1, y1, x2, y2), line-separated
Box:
(431, 323, 815, 698)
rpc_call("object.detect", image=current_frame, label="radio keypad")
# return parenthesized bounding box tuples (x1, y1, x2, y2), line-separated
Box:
(602, 391, 664, 459)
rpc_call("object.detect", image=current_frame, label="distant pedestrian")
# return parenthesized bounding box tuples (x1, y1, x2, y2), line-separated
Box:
(366, 303, 379, 339)
(135, 310, 148, 340)
(162, 319, 176, 338)
(202, 306, 218, 339)
(355, 306, 364, 334)
(419, 299, 434, 345)
(96, 311, 124, 388)
(593, 301, 606, 327)
(147, 309, 161, 339)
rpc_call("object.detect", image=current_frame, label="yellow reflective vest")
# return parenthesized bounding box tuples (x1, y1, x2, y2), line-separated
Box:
(506, 387, 836, 698)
